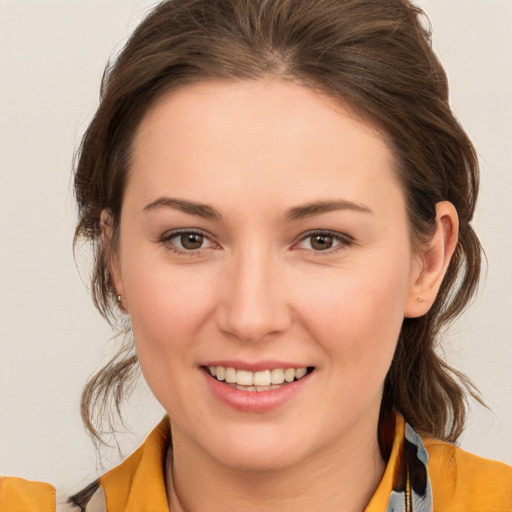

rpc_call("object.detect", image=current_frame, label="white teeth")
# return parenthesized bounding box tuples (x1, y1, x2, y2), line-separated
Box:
(270, 368, 285, 384)
(295, 367, 307, 379)
(216, 366, 225, 381)
(253, 370, 271, 386)
(236, 369, 253, 386)
(284, 368, 295, 383)
(208, 365, 310, 388)
(225, 367, 237, 383)
(235, 384, 274, 392)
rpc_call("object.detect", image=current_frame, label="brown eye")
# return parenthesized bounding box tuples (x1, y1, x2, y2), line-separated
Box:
(295, 231, 351, 253)
(310, 234, 334, 250)
(180, 233, 204, 250)
(163, 230, 217, 254)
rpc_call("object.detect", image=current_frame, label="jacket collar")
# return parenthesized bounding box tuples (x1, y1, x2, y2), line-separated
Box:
(98, 412, 432, 512)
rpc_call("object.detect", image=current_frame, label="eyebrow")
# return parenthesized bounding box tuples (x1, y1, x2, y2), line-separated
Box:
(284, 199, 373, 220)
(142, 197, 373, 220)
(143, 197, 222, 220)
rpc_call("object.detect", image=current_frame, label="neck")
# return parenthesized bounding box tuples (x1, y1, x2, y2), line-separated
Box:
(166, 419, 385, 512)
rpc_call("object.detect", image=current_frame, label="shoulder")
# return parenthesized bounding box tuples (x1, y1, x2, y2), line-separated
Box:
(0, 475, 105, 512)
(0, 476, 56, 512)
(0, 419, 169, 512)
(422, 437, 512, 512)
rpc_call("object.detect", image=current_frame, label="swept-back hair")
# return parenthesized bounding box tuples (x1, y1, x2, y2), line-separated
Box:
(74, 0, 482, 446)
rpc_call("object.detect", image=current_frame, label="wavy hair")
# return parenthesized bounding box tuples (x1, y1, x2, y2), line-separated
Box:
(74, 0, 483, 446)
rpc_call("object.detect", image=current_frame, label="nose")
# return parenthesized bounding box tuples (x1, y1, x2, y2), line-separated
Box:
(215, 247, 292, 343)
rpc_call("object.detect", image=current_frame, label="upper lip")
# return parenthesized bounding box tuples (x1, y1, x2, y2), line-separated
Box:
(201, 360, 311, 372)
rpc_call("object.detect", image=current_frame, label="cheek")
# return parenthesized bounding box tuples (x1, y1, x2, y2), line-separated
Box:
(125, 263, 221, 415)
(121, 254, 218, 369)
(295, 259, 410, 372)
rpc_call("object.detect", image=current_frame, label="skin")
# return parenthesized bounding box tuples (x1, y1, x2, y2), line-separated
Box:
(104, 79, 458, 512)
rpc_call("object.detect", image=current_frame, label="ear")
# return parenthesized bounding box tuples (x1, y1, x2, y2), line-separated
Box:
(100, 209, 128, 313)
(405, 201, 459, 318)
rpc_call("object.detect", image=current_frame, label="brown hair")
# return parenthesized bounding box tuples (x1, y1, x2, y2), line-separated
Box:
(74, 0, 483, 446)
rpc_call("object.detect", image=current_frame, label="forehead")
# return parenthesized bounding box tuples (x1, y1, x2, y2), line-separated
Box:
(127, 79, 404, 216)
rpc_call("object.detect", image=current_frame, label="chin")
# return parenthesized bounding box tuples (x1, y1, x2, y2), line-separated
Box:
(214, 446, 305, 472)
(199, 424, 318, 472)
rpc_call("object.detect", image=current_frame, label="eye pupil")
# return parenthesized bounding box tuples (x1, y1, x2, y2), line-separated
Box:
(311, 235, 333, 250)
(181, 233, 204, 250)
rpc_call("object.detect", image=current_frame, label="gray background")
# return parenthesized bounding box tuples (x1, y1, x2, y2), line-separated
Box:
(1, 0, 511, 495)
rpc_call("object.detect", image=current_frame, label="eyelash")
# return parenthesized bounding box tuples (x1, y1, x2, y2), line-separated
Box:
(159, 229, 218, 256)
(294, 230, 353, 253)
(159, 229, 353, 255)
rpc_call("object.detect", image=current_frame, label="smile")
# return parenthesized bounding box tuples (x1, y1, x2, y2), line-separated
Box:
(206, 366, 312, 392)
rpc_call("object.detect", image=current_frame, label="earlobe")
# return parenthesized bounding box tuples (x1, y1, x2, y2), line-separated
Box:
(405, 201, 459, 318)
(100, 209, 128, 313)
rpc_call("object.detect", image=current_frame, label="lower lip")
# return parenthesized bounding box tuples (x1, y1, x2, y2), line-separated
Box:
(202, 369, 312, 413)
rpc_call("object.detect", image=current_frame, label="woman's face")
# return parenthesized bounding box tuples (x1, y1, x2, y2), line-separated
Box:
(112, 79, 424, 470)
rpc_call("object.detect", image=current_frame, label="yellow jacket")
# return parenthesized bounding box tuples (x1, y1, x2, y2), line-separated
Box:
(1, 413, 511, 512)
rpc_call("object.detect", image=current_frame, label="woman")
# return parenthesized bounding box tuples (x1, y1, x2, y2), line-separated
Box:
(1, 0, 510, 510)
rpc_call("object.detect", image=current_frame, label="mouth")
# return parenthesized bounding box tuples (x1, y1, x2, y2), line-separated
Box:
(203, 365, 315, 392)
